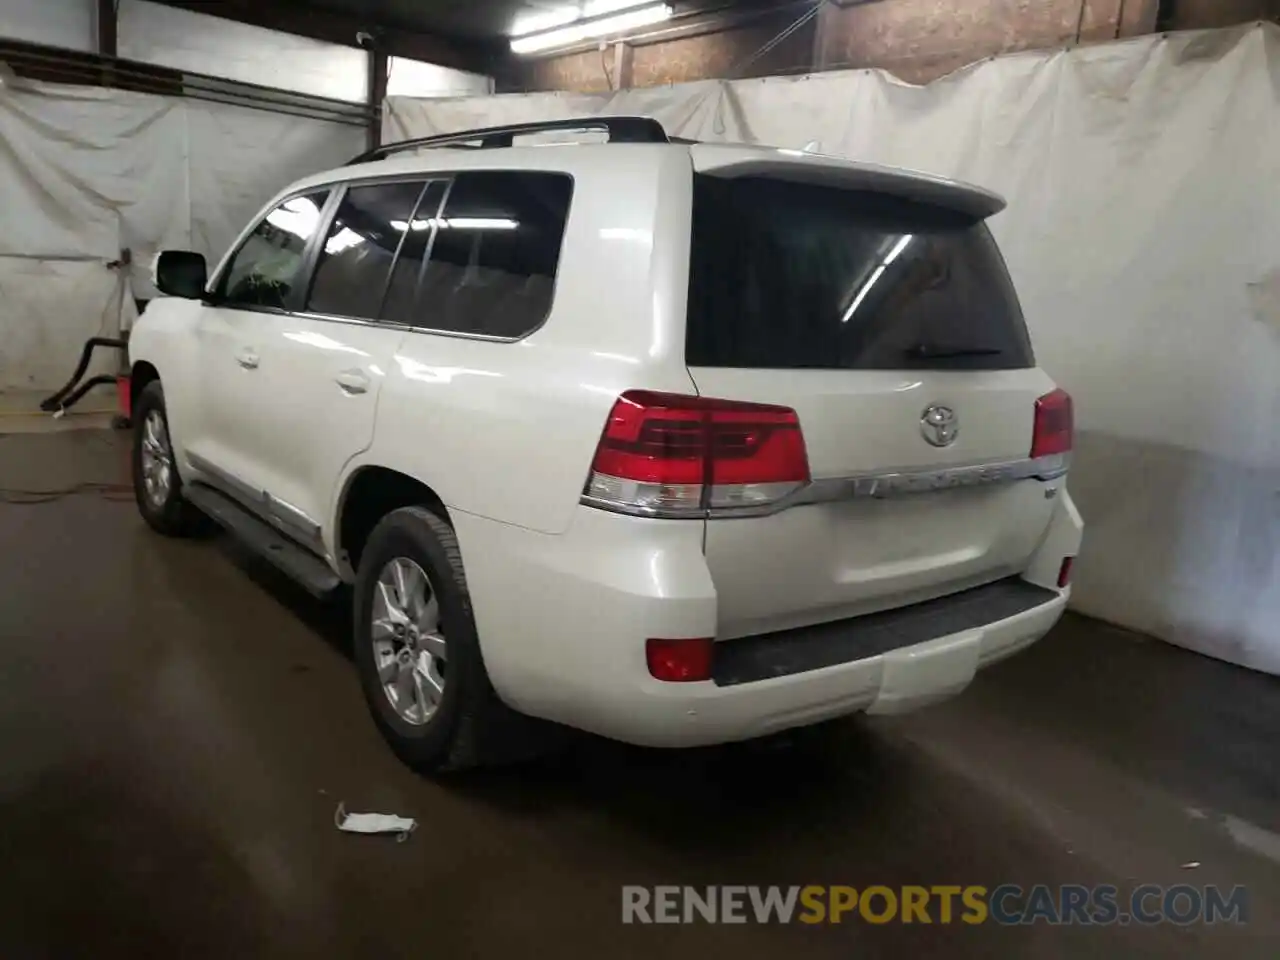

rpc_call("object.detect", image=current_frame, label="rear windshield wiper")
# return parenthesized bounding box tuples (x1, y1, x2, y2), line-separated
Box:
(907, 343, 1004, 360)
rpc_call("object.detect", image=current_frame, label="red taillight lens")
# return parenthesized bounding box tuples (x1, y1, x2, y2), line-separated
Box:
(1058, 557, 1075, 588)
(646, 637, 714, 682)
(1032, 389, 1074, 459)
(584, 391, 810, 517)
(588, 393, 708, 486)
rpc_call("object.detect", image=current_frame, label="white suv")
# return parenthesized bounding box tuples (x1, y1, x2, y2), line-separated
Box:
(129, 117, 1082, 770)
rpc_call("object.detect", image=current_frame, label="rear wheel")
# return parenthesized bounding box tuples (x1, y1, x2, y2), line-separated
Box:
(132, 381, 210, 537)
(353, 506, 520, 771)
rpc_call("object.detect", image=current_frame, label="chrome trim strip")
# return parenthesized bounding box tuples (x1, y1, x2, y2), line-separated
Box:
(266, 493, 323, 543)
(579, 454, 1070, 520)
(187, 451, 263, 506)
(796, 453, 1071, 507)
(579, 494, 699, 520)
(291, 310, 409, 330)
(289, 309, 529, 344)
(185, 453, 324, 551)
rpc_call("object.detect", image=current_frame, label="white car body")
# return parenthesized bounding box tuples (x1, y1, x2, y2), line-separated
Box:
(130, 130, 1082, 749)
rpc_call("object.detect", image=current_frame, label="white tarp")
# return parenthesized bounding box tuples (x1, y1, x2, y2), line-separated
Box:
(118, 0, 369, 104)
(386, 24, 1280, 676)
(0, 80, 363, 390)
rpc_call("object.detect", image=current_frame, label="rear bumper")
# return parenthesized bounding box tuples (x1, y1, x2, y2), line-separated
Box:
(712, 577, 1058, 686)
(452, 493, 1080, 748)
(580, 587, 1066, 747)
(664, 590, 1066, 745)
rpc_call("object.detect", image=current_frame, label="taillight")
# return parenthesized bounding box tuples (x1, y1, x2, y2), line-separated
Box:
(646, 638, 714, 682)
(582, 391, 810, 517)
(1032, 389, 1074, 459)
(1058, 557, 1075, 588)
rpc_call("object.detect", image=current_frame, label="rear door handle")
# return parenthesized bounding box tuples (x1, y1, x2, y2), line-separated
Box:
(335, 369, 370, 395)
(236, 350, 260, 370)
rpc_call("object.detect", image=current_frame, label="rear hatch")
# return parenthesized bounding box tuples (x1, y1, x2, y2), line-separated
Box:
(686, 152, 1062, 639)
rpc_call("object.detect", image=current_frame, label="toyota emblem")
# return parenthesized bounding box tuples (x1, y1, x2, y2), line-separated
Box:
(921, 404, 958, 447)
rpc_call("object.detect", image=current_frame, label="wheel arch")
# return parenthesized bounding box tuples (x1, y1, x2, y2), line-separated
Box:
(130, 360, 161, 408)
(335, 465, 452, 578)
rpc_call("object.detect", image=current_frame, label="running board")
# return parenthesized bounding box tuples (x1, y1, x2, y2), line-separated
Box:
(184, 483, 341, 597)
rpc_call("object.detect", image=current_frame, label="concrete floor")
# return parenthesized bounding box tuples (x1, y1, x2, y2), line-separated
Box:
(0, 389, 116, 434)
(1, 429, 1277, 958)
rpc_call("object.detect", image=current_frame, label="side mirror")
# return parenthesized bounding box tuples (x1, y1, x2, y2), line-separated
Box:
(153, 250, 208, 299)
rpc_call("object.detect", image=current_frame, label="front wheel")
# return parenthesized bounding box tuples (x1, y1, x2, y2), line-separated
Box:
(131, 380, 210, 537)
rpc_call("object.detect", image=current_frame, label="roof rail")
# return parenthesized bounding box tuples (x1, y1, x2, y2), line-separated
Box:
(349, 116, 670, 165)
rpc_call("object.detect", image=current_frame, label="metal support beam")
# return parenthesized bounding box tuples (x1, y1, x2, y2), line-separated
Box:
(367, 47, 388, 153)
(96, 0, 118, 56)
(611, 41, 633, 89)
(812, 0, 827, 70)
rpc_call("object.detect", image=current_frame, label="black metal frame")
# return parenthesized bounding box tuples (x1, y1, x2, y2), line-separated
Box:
(0, 38, 373, 128)
(349, 116, 669, 164)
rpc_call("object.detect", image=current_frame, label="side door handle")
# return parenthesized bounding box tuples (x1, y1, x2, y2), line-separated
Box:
(335, 369, 370, 395)
(236, 349, 260, 370)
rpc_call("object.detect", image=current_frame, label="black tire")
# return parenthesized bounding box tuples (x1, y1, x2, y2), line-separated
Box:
(132, 380, 211, 537)
(353, 506, 525, 772)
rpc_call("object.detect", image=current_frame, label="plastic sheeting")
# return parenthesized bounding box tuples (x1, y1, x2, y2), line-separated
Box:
(386, 24, 1280, 676)
(0, 80, 363, 390)
(119, 0, 369, 103)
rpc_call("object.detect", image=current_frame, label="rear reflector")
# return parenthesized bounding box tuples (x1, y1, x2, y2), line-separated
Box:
(646, 637, 714, 682)
(1032, 389, 1074, 459)
(583, 391, 810, 518)
(1058, 557, 1075, 588)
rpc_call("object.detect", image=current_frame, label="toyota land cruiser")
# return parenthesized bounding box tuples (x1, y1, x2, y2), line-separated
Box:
(129, 117, 1082, 770)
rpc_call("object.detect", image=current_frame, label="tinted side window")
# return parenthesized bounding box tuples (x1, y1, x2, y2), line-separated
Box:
(217, 191, 329, 309)
(382, 181, 448, 325)
(414, 171, 573, 338)
(307, 180, 429, 320)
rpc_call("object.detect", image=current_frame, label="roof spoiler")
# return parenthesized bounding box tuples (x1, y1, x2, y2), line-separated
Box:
(692, 147, 1007, 219)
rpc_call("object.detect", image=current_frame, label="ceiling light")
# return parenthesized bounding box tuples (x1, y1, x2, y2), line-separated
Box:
(511, 3, 673, 55)
(392, 217, 519, 231)
(510, 0, 656, 38)
(511, 7, 581, 37)
(582, 0, 657, 17)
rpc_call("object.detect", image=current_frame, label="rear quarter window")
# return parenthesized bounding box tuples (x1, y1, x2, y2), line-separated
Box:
(410, 170, 574, 339)
(686, 175, 1034, 371)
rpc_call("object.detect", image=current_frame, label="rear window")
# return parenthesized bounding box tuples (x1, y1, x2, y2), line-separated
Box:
(686, 175, 1034, 371)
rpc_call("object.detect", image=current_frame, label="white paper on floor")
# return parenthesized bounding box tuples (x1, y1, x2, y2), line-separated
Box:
(334, 803, 417, 842)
